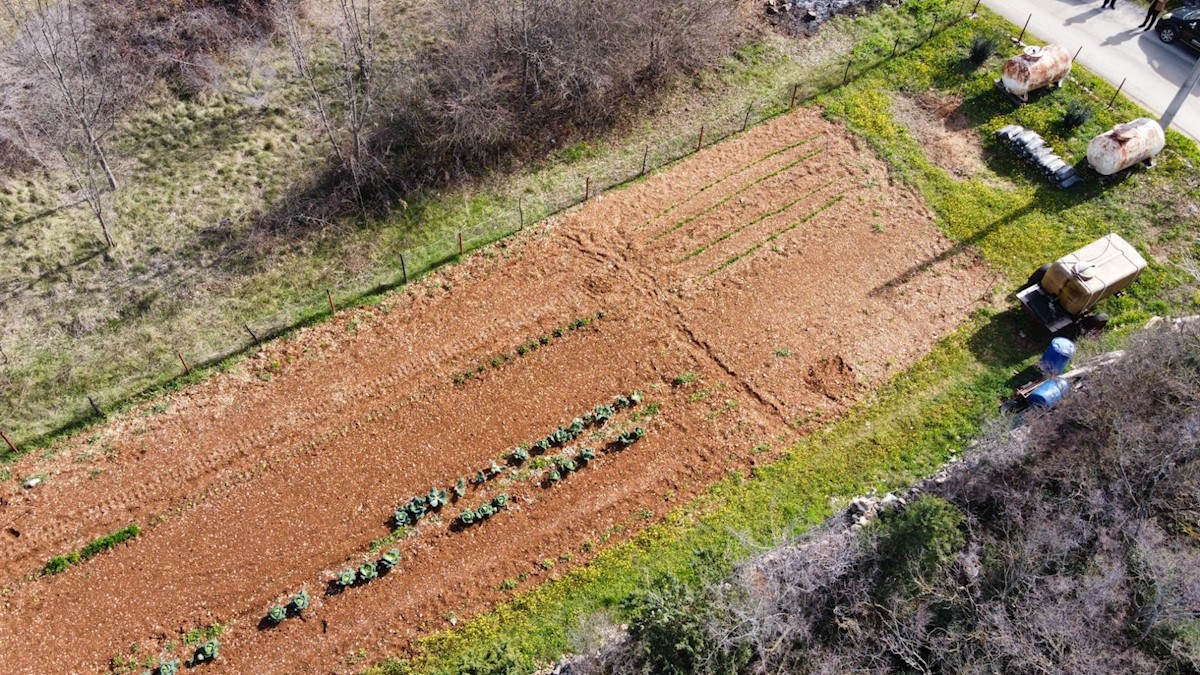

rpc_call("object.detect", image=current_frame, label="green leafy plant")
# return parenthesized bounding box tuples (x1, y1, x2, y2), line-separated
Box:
(517, 344, 529, 356)
(631, 391, 644, 404)
(473, 470, 488, 484)
(510, 447, 529, 463)
(613, 394, 633, 409)
(267, 604, 287, 623)
(568, 418, 585, 435)
(459, 509, 476, 526)
(158, 659, 180, 675)
(548, 470, 562, 483)
(358, 561, 378, 582)
(592, 405, 615, 424)
(338, 569, 357, 588)
(489, 460, 505, 477)
(493, 493, 510, 508)
(380, 549, 401, 572)
(553, 327, 565, 338)
(42, 523, 140, 576)
(534, 438, 552, 453)
(393, 508, 412, 528)
(616, 427, 646, 446)
(427, 487, 449, 509)
(476, 503, 496, 519)
(407, 496, 428, 520)
(291, 590, 310, 612)
(556, 457, 578, 474)
(672, 372, 696, 387)
(190, 639, 219, 666)
(580, 448, 597, 463)
(453, 477, 468, 498)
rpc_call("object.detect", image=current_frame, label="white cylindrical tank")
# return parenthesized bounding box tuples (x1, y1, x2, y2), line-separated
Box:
(1086, 118, 1166, 176)
(1001, 45, 1073, 101)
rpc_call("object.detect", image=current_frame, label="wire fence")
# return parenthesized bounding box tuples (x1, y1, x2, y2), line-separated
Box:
(2, 3, 980, 453)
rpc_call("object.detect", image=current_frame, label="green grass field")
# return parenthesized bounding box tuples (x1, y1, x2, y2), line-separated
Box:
(365, 5, 1200, 673)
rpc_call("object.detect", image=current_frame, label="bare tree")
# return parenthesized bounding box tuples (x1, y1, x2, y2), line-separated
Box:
(279, 0, 386, 218)
(2, 0, 140, 247)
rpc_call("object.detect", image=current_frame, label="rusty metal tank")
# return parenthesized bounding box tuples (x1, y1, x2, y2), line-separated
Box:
(1001, 45, 1072, 101)
(1040, 233, 1147, 316)
(1086, 118, 1166, 176)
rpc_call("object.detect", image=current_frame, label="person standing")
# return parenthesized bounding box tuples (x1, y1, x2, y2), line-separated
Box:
(1140, 0, 1169, 29)
(1101, 0, 1116, 8)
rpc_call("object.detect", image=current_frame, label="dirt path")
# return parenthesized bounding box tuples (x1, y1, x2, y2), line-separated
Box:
(0, 108, 993, 673)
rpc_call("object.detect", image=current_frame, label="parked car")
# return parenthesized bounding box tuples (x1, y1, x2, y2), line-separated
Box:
(1158, 6, 1200, 52)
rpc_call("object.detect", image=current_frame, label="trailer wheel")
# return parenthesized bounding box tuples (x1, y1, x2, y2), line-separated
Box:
(1080, 313, 1109, 332)
(1026, 264, 1052, 289)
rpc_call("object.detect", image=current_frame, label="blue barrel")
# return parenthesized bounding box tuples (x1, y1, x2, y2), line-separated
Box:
(1038, 337, 1076, 376)
(1028, 377, 1070, 408)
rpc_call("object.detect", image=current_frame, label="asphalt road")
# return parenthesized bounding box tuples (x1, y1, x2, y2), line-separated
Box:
(980, 0, 1200, 140)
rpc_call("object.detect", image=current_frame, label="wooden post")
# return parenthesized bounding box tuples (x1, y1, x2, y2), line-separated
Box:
(743, 103, 753, 132)
(243, 323, 259, 344)
(1108, 78, 1127, 108)
(458, 232, 464, 256)
(843, 58, 853, 85)
(928, 19, 938, 42)
(517, 197, 524, 228)
(584, 176, 590, 201)
(326, 289, 336, 313)
(0, 429, 17, 455)
(790, 83, 799, 107)
(696, 125, 705, 152)
(88, 396, 103, 417)
(1017, 14, 1031, 43)
(892, 37, 901, 58)
(640, 145, 650, 175)
(400, 253, 408, 284)
(1073, 45, 1083, 62)
(972, 0, 981, 15)
(177, 352, 191, 375)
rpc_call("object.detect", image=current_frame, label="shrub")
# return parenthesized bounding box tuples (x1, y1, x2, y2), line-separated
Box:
(968, 34, 999, 67)
(867, 494, 966, 583)
(380, 549, 401, 572)
(1063, 100, 1094, 129)
(358, 561, 378, 582)
(493, 493, 510, 508)
(291, 590, 310, 612)
(267, 604, 287, 623)
(626, 575, 749, 675)
(337, 569, 357, 588)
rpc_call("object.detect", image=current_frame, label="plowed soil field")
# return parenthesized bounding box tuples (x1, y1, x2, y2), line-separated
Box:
(0, 108, 994, 673)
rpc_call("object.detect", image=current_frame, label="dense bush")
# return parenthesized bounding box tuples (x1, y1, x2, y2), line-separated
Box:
(581, 325, 1200, 674)
(1063, 99, 1095, 129)
(967, 33, 999, 67)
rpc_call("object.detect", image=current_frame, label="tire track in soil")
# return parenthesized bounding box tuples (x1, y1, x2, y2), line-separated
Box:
(0, 108, 995, 673)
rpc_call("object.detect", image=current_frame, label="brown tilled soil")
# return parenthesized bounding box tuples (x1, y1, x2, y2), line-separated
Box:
(891, 92, 993, 181)
(0, 107, 994, 673)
